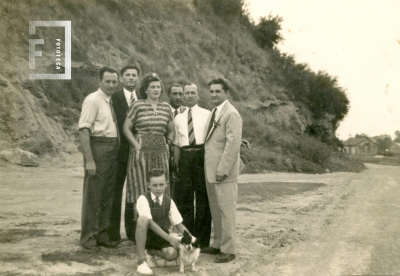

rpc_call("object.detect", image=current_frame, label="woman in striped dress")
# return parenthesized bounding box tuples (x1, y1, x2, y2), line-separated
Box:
(123, 73, 175, 205)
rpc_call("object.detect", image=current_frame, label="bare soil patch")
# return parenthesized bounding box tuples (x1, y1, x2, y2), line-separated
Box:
(2, 159, 395, 275)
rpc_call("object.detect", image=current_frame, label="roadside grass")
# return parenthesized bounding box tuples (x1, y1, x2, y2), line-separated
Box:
(326, 153, 366, 172)
(0, 229, 47, 243)
(0, 253, 28, 263)
(238, 182, 325, 203)
(41, 249, 132, 266)
(348, 154, 400, 166)
(0, 273, 36, 276)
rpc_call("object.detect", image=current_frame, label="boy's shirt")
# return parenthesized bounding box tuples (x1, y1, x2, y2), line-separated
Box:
(136, 192, 183, 226)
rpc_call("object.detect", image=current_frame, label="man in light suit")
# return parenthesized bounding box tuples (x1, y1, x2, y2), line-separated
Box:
(109, 65, 141, 242)
(201, 78, 242, 263)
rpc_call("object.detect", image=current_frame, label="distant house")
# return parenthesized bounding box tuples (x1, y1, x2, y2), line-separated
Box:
(389, 142, 400, 155)
(342, 137, 377, 155)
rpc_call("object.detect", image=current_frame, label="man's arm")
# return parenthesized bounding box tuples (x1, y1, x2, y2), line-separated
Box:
(79, 128, 96, 176)
(216, 111, 242, 181)
(173, 145, 181, 170)
(166, 120, 175, 147)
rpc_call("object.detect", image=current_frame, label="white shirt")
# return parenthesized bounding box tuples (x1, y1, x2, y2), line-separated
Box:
(171, 106, 177, 115)
(78, 89, 118, 137)
(123, 88, 137, 107)
(173, 104, 210, 147)
(136, 192, 183, 226)
(170, 105, 187, 117)
(214, 100, 228, 120)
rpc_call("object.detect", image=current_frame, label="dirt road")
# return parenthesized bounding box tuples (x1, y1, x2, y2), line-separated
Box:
(1, 160, 399, 275)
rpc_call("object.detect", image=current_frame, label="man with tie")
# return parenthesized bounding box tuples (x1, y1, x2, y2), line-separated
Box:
(167, 83, 186, 199)
(109, 65, 141, 242)
(172, 83, 212, 249)
(168, 84, 186, 117)
(78, 66, 120, 250)
(201, 78, 242, 263)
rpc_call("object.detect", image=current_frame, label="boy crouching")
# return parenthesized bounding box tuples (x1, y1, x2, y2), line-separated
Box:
(136, 168, 190, 275)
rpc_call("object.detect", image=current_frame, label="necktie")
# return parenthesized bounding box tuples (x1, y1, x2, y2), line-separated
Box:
(188, 108, 196, 145)
(154, 196, 161, 206)
(174, 109, 178, 117)
(130, 91, 135, 106)
(205, 108, 217, 139)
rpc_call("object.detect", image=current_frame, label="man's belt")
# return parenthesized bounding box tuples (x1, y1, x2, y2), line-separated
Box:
(181, 144, 204, 152)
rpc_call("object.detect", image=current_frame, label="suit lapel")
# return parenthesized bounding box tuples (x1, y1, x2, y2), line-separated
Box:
(116, 90, 129, 110)
(205, 101, 230, 141)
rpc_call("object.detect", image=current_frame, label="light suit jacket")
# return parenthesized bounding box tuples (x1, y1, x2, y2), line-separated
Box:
(204, 101, 243, 183)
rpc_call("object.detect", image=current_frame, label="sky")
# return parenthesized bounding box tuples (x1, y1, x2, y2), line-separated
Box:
(247, 0, 400, 140)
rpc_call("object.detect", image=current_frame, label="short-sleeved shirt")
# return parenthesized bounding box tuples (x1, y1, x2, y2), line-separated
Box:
(126, 100, 173, 135)
(136, 193, 183, 226)
(173, 104, 210, 147)
(78, 89, 118, 137)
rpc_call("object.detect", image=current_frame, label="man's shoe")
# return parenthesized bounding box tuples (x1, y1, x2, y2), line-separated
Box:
(201, 247, 221, 255)
(97, 240, 120, 248)
(215, 252, 235, 263)
(82, 245, 100, 251)
(137, 261, 153, 275)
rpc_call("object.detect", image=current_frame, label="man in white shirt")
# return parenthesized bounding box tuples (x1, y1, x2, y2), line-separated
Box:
(172, 83, 212, 249)
(78, 66, 120, 250)
(109, 65, 141, 242)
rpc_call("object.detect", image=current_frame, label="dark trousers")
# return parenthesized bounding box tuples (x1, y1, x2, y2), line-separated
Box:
(175, 146, 212, 248)
(108, 159, 136, 241)
(80, 137, 118, 247)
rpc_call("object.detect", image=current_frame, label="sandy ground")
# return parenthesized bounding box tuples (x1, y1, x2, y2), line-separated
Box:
(1, 159, 400, 276)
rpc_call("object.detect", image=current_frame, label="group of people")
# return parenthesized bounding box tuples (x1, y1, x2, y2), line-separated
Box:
(78, 64, 243, 275)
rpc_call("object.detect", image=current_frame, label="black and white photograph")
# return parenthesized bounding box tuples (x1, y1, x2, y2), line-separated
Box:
(1, 0, 399, 275)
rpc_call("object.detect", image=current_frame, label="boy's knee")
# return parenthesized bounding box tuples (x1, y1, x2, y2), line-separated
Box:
(163, 247, 178, 261)
(136, 216, 149, 229)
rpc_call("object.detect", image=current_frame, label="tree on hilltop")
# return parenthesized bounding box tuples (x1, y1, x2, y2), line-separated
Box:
(394, 131, 400, 142)
(253, 14, 283, 50)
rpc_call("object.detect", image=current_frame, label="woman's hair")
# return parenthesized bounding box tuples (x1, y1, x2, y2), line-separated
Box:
(139, 73, 163, 99)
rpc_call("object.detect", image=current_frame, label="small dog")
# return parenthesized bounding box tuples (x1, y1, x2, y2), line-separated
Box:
(170, 230, 200, 273)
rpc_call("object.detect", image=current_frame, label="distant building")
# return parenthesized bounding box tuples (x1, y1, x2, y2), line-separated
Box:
(342, 137, 377, 155)
(389, 142, 400, 155)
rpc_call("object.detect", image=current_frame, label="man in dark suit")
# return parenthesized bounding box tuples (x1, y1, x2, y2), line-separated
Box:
(109, 65, 141, 242)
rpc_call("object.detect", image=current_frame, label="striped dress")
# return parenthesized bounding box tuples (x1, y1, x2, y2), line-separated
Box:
(126, 100, 173, 204)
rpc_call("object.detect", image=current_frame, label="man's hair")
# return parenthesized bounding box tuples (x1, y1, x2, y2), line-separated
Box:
(99, 66, 118, 80)
(183, 83, 198, 92)
(139, 73, 164, 99)
(146, 168, 166, 183)
(208, 78, 230, 91)
(167, 83, 183, 96)
(120, 65, 141, 76)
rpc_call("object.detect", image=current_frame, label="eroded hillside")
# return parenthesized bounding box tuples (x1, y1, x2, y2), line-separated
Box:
(0, 0, 362, 173)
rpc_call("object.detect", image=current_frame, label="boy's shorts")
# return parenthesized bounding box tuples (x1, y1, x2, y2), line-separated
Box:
(145, 228, 172, 250)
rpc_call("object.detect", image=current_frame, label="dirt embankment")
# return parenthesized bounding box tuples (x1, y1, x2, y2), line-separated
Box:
(0, 71, 78, 156)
